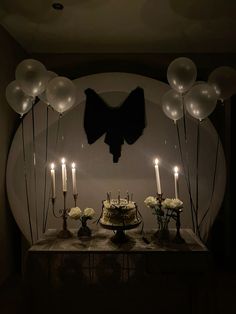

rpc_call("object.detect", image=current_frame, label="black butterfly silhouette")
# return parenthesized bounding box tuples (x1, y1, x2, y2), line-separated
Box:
(84, 87, 146, 162)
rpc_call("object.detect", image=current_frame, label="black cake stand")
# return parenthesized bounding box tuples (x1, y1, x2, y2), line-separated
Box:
(99, 219, 142, 244)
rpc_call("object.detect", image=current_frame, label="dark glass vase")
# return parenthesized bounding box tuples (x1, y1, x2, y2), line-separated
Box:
(155, 227, 170, 242)
(154, 219, 170, 242)
(77, 217, 91, 237)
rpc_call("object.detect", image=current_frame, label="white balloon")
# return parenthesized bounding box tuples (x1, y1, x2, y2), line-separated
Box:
(162, 89, 183, 122)
(6, 80, 34, 116)
(38, 71, 58, 105)
(46, 77, 77, 114)
(185, 83, 217, 121)
(167, 57, 197, 94)
(208, 66, 236, 101)
(15, 59, 48, 97)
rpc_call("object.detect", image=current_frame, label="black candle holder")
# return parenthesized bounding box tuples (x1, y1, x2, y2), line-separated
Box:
(172, 208, 185, 243)
(156, 193, 164, 205)
(52, 192, 78, 239)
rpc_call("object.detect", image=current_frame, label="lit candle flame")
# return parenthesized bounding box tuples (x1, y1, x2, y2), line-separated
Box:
(154, 158, 159, 166)
(72, 162, 76, 169)
(174, 166, 179, 173)
(61, 158, 66, 164)
(51, 163, 55, 170)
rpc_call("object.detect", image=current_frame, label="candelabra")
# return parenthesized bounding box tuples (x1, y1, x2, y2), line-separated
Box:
(52, 192, 78, 238)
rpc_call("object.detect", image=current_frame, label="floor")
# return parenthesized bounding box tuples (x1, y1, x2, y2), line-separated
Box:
(1, 265, 236, 314)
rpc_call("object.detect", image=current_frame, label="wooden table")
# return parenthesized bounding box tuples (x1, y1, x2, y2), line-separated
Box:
(26, 228, 210, 314)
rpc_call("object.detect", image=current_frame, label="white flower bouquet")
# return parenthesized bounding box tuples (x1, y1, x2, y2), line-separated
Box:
(68, 207, 82, 220)
(161, 198, 183, 210)
(68, 206, 95, 237)
(144, 196, 158, 208)
(144, 196, 183, 239)
(68, 207, 95, 221)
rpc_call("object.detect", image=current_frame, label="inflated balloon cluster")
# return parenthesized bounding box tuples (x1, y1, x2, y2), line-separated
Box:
(5, 59, 77, 117)
(162, 57, 236, 122)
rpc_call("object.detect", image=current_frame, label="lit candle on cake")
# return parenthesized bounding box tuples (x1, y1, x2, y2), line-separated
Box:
(109, 192, 111, 203)
(118, 190, 120, 204)
(126, 190, 129, 203)
(50, 163, 56, 199)
(61, 158, 67, 192)
(154, 158, 162, 195)
(173, 166, 179, 199)
(71, 162, 77, 195)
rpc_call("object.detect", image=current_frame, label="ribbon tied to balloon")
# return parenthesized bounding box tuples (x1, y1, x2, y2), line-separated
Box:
(84, 87, 146, 163)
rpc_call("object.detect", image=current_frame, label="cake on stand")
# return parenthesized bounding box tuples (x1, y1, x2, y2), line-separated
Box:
(100, 219, 142, 244)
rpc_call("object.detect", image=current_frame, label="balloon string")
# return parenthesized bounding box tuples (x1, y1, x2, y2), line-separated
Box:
(32, 102, 39, 240)
(42, 106, 49, 233)
(55, 113, 62, 148)
(181, 94, 187, 143)
(176, 121, 196, 232)
(43, 113, 62, 232)
(21, 118, 34, 245)
(199, 134, 220, 228)
(195, 120, 201, 237)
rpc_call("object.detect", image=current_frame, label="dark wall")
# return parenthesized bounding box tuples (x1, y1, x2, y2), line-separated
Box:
(0, 26, 27, 285)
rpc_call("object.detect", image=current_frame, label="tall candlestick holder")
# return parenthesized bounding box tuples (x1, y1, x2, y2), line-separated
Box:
(52, 191, 77, 239)
(156, 193, 165, 219)
(171, 208, 185, 243)
(73, 193, 78, 207)
(156, 193, 164, 206)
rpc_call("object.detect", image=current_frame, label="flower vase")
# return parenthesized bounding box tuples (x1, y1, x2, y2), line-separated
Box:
(154, 219, 170, 242)
(77, 217, 91, 237)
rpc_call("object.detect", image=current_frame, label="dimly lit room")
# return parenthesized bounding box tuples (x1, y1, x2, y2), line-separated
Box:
(0, 1, 236, 313)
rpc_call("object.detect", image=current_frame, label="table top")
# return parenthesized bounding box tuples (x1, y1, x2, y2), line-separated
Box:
(29, 228, 208, 254)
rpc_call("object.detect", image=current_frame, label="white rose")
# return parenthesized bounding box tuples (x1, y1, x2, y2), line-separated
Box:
(144, 196, 158, 208)
(68, 207, 82, 219)
(162, 198, 183, 209)
(83, 207, 95, 218)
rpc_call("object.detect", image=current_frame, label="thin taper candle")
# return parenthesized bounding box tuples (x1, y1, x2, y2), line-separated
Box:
(154, 158, 162, 194)
(174, 166, 179, 199)
(118, 190, 120, 204)
(61, 158, 67, 192)
(71, 162, 77, 195)
(50, 163, 56, 199)
(126, 190, 129, 203)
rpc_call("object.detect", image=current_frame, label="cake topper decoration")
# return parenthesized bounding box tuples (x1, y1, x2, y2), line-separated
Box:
(84, 87, 146, 162)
